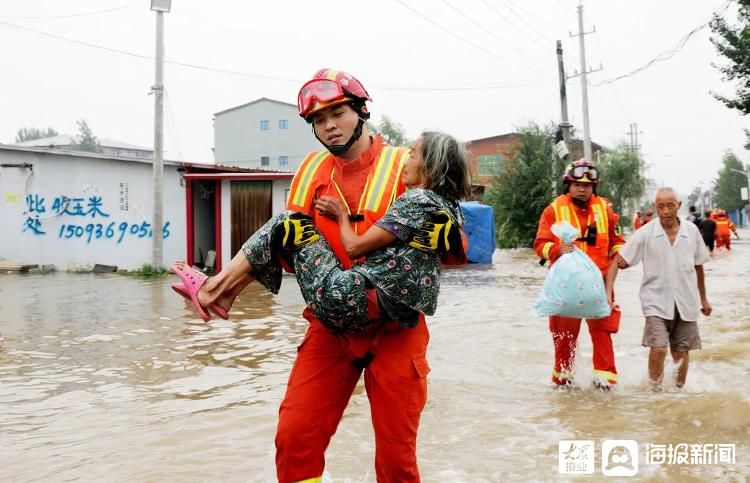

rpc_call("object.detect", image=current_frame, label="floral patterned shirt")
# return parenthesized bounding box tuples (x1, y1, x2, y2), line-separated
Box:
(351, 188, 464, 321)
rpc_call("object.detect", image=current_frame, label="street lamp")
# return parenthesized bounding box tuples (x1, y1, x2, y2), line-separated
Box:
(151, 0, 171, 269)
(729, 166, 750, 202)
(151, 0, 171, 12)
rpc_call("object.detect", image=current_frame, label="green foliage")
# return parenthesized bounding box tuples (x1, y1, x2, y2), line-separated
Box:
(374, 115, 410, 147)
(710, 1, 750, 114)
(123, 264, 170, 278)
(15, 127, 59, 143)
(687, 185, 703, 208)
(596, 143, 646, 218)
(483, 123, 555, 248)
(713, 151, 748, 211)
(70, 119, 102, 153)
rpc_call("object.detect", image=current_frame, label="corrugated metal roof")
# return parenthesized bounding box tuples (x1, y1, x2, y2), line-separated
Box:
(0, 144, 292, 174)
(13, 135, 153, 152)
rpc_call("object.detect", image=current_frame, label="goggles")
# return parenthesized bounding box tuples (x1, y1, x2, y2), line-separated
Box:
(297, 79, 348, 118)
(569, 165, 600, 181)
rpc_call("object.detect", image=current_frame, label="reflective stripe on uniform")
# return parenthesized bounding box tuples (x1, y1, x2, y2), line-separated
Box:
(593, 369, 618, 383)
(552, 368, 574, 380)
(388, 149, 408, 206)
(290, 151, 330, 208)
(542, 242, 555, 259)
(364, 146, 399, 212)
(294, 477, 322, 483)
(591, 202, 608, 234)
(609, 244, 624, 257)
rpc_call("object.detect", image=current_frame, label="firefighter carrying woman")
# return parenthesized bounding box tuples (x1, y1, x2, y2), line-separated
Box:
(170, 68, 470, 482)
(534, 159, 625, 390)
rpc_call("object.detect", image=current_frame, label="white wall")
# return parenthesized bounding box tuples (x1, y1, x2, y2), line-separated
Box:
(0, 149, 186, 270)
(213, 99, 318, 171)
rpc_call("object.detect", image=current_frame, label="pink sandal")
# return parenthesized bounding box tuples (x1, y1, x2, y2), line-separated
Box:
(170, 263, 212, 322)
(171, 282, 229, 320)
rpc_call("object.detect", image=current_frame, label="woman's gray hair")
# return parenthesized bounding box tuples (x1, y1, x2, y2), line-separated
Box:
(418, 131, 472, 201)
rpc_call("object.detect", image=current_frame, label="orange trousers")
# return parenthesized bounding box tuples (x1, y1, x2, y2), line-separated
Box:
(549, 307, 621, 386)
(716, 235, 731, 250)
(275, 316, 430, 483)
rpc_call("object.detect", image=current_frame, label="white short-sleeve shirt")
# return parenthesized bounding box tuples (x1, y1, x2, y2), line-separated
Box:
(619, 219, 710, 321)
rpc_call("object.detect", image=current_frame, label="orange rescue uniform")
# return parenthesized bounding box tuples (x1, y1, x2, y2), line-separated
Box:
(276, 135, 429, 483)
(714, 215, 736, 250)
(534, 194, 625, 386)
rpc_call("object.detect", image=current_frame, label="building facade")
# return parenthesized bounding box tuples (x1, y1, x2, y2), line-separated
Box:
(0, 146, 292, 271)
(213, 97, 318, 171)
(466, 133, 604, 196)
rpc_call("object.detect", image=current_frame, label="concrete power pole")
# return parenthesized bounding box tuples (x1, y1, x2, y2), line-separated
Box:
(152, 9, 165, 269)
(626, 123, 642, 159)
(569, 4, 601, 162)
(556, 40, 572, 152)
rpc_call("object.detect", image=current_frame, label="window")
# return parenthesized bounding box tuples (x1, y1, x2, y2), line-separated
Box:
(279, 119, 288, 129)
(477, 154, 503, 176)
(261, 156, 270, 166)
(279, 155, 289, 166)
(260, 120, 270, 131)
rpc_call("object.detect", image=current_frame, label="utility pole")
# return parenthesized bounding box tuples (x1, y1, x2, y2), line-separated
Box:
(568, 3, 601, 162)
(151, 1, 171, 269)
(556, 40, 572, 152)
(626, 123, 643, 159)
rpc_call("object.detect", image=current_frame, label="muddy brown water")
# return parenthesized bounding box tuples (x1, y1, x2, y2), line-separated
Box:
(1, 230, 748, 481)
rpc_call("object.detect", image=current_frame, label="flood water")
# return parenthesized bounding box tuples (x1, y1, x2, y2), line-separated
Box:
(1, 230, 748, 482)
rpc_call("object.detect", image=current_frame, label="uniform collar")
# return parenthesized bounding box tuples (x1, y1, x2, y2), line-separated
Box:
(333, 134, 384, 174)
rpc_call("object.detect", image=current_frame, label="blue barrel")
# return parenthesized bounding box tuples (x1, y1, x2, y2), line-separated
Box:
(459, 202, 496, 264)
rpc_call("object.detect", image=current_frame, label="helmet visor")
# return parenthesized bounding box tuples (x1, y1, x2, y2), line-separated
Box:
(297, 79, 345, 117)
(570, 165, 600, 181)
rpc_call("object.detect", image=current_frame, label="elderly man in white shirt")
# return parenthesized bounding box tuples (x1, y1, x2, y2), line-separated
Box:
(605, 187, 712, 389)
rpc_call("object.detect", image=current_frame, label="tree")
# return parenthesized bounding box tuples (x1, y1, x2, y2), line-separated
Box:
(710, 1, 750, 114)
(374, 115, 410, 147)
(70, 119, 102, 153)
(15, 127, 59, 143)
(687, 185, 703, 208)
(713, 151, 748, 212)
(483, 123, 556, 248)
(596, 143, 646, 226)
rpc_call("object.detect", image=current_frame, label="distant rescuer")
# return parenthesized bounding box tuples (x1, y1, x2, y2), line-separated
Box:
(534, 158, 625, 390)
(605, 187, 712, 389)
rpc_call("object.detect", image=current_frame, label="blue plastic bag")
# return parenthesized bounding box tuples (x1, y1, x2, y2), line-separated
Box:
(531, 221, 611, 319)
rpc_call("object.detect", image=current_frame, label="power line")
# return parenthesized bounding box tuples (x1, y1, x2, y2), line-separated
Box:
(0, 19, 550, 92)
(479, 0, 549, 52)
(437, 0, 550, 66)
(593, 0, 732, 87)
(0, 3, 141, 20)
(392, 0, 546, 71)
(504, 0, 568, 33)
(555, 0, 576, 16)
(375, 79, 551, 91)
(0, 20, 300, 82)
(497, 0, 557, 46)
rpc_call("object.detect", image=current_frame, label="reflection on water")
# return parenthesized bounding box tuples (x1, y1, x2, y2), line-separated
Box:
(1, 234, 749, 481)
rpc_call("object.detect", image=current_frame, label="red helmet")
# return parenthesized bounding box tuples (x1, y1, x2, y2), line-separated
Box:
(297, 68, 372, 120)
(645, 209, 653, 216)
(563, 158, 600, 184)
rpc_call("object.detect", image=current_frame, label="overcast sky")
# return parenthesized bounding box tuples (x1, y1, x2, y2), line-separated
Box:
(1, 0, 747, 193)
